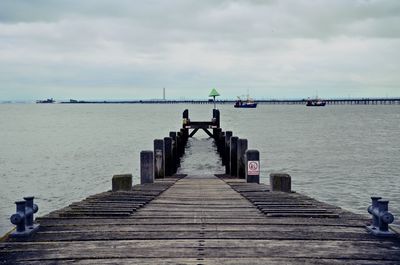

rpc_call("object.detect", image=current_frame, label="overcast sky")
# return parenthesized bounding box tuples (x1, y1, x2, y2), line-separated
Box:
(0, 0, 399, 100)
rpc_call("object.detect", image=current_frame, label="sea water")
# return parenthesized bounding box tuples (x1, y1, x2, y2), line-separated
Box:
(0, 103, 399, 235)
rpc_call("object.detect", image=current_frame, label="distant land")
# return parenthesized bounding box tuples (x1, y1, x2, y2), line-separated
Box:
(2, 97, 400, 105)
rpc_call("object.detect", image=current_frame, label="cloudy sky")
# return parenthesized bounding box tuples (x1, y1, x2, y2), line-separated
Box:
(0, 0, 399, 100)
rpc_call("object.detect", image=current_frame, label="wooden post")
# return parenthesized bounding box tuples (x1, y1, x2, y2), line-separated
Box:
(164, 137, 173, 176)
(153, 139, 164, 179)
(237, 138, 248, 179)
(219, 131, 225, 161)
(140, 151, 154, 184)
(212, 109, 220, 128)
(112, 174, 132, 191)
(230, 136, 238, 177)
(225, 131, 232, 174)
(182, 109, 189, 138)
(169, 132, 177, 173)
(270, 173, 291, 192)
(213, 127, 221, 141)
(245, 149, 260, 183)
(176, 132, 183, 160)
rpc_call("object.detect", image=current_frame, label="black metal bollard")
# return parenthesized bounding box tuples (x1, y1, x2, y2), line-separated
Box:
(366, 197, 395, 237)
(141, 150, 154, 184)
(10, 197, 40, 237)
(224, 131, 232, 174)
(153, 139, 164, 179)
(230, 136, 238, 177)
(245, 149, 260, 183)
(237, 139, 248, 179)
(164, 137, 173, 176)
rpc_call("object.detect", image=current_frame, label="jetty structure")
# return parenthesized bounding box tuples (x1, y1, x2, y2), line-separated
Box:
(59, 97, 400, 105)
(1, 109, 400, 264)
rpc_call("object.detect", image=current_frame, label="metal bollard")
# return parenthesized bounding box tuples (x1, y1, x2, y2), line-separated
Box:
(366, 197, 395, 237)
(10, 197, 40, 237)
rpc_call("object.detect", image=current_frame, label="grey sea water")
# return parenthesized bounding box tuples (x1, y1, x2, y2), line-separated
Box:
(0, 103, 399, 235)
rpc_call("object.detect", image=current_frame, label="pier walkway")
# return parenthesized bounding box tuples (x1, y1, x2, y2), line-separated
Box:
(1, 174, 400, 264)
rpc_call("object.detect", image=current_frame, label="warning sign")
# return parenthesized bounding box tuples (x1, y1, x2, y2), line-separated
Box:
(247, 161, 260, 175)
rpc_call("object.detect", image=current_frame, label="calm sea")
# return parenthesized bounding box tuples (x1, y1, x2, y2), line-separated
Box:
(0, 103, 399, 235)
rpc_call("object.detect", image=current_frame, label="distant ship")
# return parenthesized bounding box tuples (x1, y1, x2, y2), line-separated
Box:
(306, 98, 326, 107)
(36, 98, 55, 104)
(234, 95, 257, 108)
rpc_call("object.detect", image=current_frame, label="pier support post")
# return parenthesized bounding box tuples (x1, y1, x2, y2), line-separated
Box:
(213, 128, 221, 141)
(112, 174, 133, 191)
(219, 131, 225, 162)
(270, 173, 291, 192)
(245, 150, 260, 183)
(169, 132, 178, 173)
(154, 139, 164, 179)
(237, 139, 248, 179)
(230, 136, 238, 177)
(140, 151, 154, 184)
(212, 109, 220, 128)
(225, 131, 232, 174)
(164, 137, 173, 176)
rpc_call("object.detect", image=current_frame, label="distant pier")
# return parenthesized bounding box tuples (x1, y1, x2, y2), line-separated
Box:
(1, 109, 399, 264)
(59, 98, 400, 105)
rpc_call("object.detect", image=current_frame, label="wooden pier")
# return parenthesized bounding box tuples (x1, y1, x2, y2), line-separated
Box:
(1, 109, 399, 264)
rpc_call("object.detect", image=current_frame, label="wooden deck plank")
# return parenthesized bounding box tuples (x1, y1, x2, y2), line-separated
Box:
(2, 174, 399, 264)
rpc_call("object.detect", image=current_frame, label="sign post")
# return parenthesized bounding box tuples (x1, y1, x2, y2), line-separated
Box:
(245, 149, 260, 183)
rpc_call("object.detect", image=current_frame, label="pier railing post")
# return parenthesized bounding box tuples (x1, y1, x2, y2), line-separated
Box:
(112, 174, 133, 191)
(230, 136, 238, 177)
(237, 139, 248, 179)
(225, 131, 232, 174)
(245, 150, 260, 183)
(153, 139, 164, 179)
(270, 173, 291, 192)
(140, 151, 154, 184)
(164, 137, 173, 176)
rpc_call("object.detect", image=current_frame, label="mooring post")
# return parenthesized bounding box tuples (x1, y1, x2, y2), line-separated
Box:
(176, 131, 183, 159)
(245, 149, 260, 183)
(153, 139, 164, 179)
(213, 127, 222, 141)
(270, 173, 291, 192)
(230, 136, 239, 177)
(112, 174, 133, 191)
(237, 138, 248, 179)
(180, 128, 188, 147)
(225, 131, 232, 174)
(182, 109, 189, 138)
(219, 131, 225, 161)
(164, 137, 173, 176)
(140, 151, 154, 184)
(169, 132, 178, 173)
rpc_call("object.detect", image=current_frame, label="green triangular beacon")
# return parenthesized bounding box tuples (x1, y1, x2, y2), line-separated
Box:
(209, 88, 220, 97)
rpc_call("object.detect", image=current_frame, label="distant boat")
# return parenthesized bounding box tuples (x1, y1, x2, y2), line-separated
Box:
(234, 95, 257, 108)
(36, 98, 55, 104)
(306, 98, 326, 107)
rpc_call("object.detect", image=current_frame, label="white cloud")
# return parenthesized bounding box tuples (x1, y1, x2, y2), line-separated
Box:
(0, 0, 399, 100)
